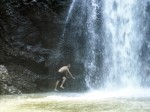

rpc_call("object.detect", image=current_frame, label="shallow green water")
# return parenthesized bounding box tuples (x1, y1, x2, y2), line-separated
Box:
(0, 92, 150, 112)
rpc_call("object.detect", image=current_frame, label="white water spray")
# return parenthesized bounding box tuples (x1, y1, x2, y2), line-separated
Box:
(50, 0, 77, 62)
(60, 0, 150, 90)
(84, 0, 101, 89)
(65, 0, 77, 23)
(103, 0, 144, 88)
(62, 0, 77, 38)
(83, 0, 150, 90)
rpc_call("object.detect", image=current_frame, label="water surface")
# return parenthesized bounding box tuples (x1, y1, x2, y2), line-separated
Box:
(0, 89, 150, 112)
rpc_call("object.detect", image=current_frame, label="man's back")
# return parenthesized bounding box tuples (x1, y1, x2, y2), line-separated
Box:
(58, 66, 68, 73)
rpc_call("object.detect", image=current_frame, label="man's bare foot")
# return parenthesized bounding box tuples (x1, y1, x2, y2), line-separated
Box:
(60, 86, 64, 89)
(54, 89, 59, 91)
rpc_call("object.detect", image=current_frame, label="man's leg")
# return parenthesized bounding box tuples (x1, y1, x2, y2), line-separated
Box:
(60, 77, 66, 89)
(54, 80, 60, 91)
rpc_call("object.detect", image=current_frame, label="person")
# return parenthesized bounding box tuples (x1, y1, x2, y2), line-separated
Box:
(54, 64, 75, 91)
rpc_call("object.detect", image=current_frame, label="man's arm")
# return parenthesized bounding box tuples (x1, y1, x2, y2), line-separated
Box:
(67, 68, 75, 79)
(65, 71, 70, 78)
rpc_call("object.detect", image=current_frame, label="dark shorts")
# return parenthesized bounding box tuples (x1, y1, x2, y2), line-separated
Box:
(56, 72, 66, 80)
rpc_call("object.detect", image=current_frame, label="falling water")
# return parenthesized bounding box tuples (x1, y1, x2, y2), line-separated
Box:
(84, 0, 98, 88)
(62, 0, 77, 37)
(65, 0, 77, 23)
(1, 1, 150, 112)
(55, 0, 150, 90)
(48, 0, 77, 65)
(103, 0, 145, 89)
(83, 0, 150, 89)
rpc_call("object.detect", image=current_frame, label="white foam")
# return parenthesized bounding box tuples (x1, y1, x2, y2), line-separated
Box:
(41, 88, 150, 101)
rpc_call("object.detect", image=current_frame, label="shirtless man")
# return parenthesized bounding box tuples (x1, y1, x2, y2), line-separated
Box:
(54, 64, 75, 91)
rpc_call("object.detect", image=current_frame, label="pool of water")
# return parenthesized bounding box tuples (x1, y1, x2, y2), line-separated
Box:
(0, 89, 150, 112)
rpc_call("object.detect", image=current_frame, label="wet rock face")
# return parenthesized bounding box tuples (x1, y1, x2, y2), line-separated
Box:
(0, 65, 20, 94)
(0, 0, 66, 73)
(0, 64, 40, 94)
(0, 0, 72, 94)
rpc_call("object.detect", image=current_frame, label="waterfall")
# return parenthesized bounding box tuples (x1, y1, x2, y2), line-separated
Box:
(48, 0, 78, 66)
(84, 0, 98, 88)
(84, 0, 149, 89)
(84, 0, 103, 89)
(103, 0, 141, 88)
(65, 0, 77, 23)
(102, 0, 148, 89)
(65, 0, 150, 89)
(62, 0, 77, 37)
